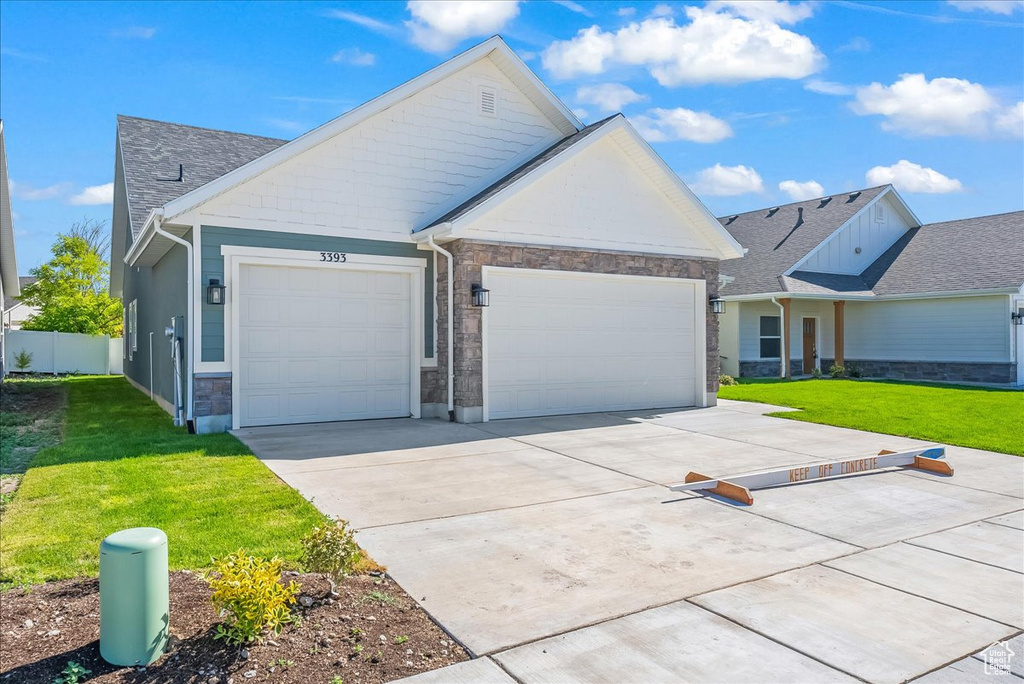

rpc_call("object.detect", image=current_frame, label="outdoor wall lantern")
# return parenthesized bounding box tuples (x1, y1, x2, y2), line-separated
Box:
(207, 278, 226, 306)
(709, 296, 726, 315)
(1012, 310, 1024, 326)
(471, 284, 490, 307)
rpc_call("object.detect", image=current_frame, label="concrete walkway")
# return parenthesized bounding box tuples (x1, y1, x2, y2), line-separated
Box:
(236, 400, 1024, 683)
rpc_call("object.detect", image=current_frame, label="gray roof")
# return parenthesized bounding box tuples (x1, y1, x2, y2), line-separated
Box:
(721, 189, 1024, 298)
(117, 115, 287, 237)
(422, 115, 616, 231)
(3, 276, 35, 311)
(718, 186, 888, 296)
(862, 211, 1024, 295)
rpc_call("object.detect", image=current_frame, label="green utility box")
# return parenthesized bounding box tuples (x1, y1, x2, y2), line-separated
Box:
(99, 527, 169, 666)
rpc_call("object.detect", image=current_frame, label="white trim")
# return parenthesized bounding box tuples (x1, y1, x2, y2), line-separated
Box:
(784, 186, 921, 277)
(722, 288, 1022, 303)
(161, 37, 580, 225)
(223, 248, 425, 430)
(192, 214, 422, 244)
(430, 116, 744, 261)
(480, 267, 708, 421)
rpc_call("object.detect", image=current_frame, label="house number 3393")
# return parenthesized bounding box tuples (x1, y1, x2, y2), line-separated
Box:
(319, 252, 347, 263)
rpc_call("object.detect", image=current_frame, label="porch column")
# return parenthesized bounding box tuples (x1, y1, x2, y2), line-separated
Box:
(780, 297, 792, 379)
(833, 300, 845, 369)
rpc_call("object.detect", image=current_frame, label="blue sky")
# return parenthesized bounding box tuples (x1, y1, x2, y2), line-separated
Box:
(1, 0, 1022, 271)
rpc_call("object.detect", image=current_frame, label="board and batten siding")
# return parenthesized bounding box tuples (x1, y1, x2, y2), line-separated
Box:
(844, 296, 1011, 362)
(798, 195, 911, 276)
(200, 226, 434, 363)
(196, 57, 564, 239)
(460, 133, 717, 257)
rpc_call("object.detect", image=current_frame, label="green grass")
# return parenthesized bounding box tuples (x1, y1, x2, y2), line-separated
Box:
(0, 376, 324, 587)
(1, 378, 65, 475)
(719, 378, 1024, 456)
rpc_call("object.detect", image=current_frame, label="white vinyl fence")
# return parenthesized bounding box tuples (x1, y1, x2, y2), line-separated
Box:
(3, 329, 123, 375)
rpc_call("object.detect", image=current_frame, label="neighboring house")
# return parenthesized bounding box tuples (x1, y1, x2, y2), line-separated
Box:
(717, 185, 1024, 386)
(0, 120, 21, 376)
(109, 36, 743, 433)
(3, 276, 39, 330)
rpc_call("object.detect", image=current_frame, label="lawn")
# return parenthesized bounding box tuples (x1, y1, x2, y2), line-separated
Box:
(718, 378, 1023, 456)
(0, 376, 324, 587)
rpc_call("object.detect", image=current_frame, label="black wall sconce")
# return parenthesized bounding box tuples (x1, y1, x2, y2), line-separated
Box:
(207, 278, 226, 305)
(471, 284, 490, 307)
(1012, 310, 1023, 326)
(709, 295, 726, 314)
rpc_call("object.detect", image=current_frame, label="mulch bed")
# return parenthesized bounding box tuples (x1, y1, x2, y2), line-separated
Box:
(0, 571, 468, 683)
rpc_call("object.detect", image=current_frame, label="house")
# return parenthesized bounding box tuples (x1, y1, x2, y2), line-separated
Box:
(0, 120, 21, 377)
(3, 277, 39, 330)
(717, 185, 1024, 386)
(109, 36, 743, 434)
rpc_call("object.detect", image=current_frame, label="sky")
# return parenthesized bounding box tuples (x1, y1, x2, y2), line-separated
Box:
(1, 0, 1022, 272)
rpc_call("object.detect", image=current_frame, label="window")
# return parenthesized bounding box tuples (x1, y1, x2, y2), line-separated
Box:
(478, 85, 498, 117)
(874, 202, 885, 222)
(759, 315, 781, 358)
(128, 300, 138, 359)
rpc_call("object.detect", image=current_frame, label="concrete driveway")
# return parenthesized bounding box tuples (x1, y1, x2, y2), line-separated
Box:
(236, 400, 1024, 684)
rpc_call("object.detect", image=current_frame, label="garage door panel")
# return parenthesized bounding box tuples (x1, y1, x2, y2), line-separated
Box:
(487, 270, 700, 420)
(238, 264, 413, 427)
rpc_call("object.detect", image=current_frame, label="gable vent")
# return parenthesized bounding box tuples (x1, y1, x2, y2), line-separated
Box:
(478, 86, 498, 117)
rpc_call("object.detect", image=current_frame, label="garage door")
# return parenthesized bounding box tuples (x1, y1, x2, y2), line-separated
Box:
(486, 269, 702, 420)
(237, 264, 413, 427)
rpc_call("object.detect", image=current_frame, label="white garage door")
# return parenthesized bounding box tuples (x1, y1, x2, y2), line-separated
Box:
(486, 269, 702, 420)
(237, 264, 413, 427)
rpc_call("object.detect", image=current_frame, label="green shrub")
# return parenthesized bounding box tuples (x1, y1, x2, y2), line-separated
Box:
(811, 367, 823, 379)
(52, 661, 91, 684)
(300, 518, 362, 580)
(206, 549, 299, 645)
(828, 364, 845, 379)
(719, 374, 738, 386)
(14, 349, 32, 372)
(846, 363, 862, 378)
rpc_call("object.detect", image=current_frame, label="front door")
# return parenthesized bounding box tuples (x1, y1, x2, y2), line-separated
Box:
(802, 318, 816, 374)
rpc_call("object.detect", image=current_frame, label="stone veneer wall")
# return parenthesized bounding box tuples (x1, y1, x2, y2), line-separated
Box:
(433, 239, 721, 421)
(833, 359, 1016, 384)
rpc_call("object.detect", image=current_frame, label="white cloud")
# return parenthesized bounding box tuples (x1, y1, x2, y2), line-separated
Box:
(9, 180, 66, 201)
(631, 108, 734, 143)
(692, 164, 764, 195)
(865, 160, 963, 194)
(331, 47, 376, 66)
(836, 36, 871, 52)
(542, 6, 825, 86)
(572, 107, 589, 120)
(650, 4, 675, 17)
(68, 182, 114, 205)
(779, 179, 825, 201)
(851, 73, 1019, 138)
(994, 102, 1024, 138)
(576, 83, 647, 112)
(553, 0, 592, 16)
(406, 1, 520, 53)
(324, 9, 396, 34)
(111, 26, 157, 39)
(705, 1, 816, 24)
(947, 0, 1023, 14)
(264, 118, 308, 133)
(804, 79, 853, 96)
(617, 7, 636, 17)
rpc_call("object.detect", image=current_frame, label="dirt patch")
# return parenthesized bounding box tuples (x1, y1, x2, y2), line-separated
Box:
(0, 379, 66, 478)
(0, 571, 468, 683)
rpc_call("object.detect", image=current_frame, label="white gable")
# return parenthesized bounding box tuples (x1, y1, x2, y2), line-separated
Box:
(456, 129, 735, 259)
(796, 192, 917, 275)
(193, 55, 565, 241)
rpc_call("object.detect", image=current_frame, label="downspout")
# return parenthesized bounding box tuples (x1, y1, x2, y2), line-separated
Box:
(152, 215, 195, 426)
(770, 297, 786, 379)
(425, 236, 455, 422)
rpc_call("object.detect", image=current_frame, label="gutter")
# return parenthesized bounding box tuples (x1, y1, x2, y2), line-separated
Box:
(151, 214, 195, 426)
(770, 296, 786, 379)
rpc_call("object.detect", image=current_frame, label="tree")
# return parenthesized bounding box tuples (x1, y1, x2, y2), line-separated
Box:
(19, 219, 122, 336)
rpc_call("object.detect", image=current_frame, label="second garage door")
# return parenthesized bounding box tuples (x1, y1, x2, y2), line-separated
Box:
(485, 269, 703, 420)
(237, 264, 414, 427)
